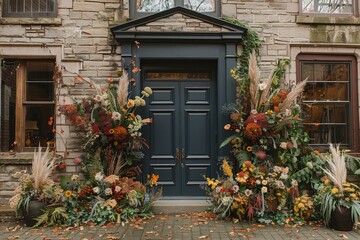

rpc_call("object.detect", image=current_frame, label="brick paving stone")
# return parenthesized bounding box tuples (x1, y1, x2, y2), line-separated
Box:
(0, 214, 359, 239)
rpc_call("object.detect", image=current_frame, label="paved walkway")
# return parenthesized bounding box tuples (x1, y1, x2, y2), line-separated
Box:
(1, 212, 359, 240)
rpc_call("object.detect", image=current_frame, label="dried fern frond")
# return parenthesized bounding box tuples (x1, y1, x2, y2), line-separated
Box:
(248, 51, 260, 109)
(118, 71, 129, 107)
(260, 68, 275, 104)
(322, 144, 347, 192)
(278, 77, 308, 111)
(32, 146, 56, 191)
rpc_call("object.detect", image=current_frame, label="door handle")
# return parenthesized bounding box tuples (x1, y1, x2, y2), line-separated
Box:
(181, 148, 185, 167)
(175, 148, 180, 161)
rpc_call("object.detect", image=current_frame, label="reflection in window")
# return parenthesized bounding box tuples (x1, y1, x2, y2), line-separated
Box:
(136, 0, 215, 13)
(184, 0, 215, 12)
(137, 0, 175, 12)
(302, 0, 353, 14)
(300, 60, 351, 148)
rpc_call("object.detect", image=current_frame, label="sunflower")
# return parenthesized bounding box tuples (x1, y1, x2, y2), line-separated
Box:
(65, 190, 72, 198)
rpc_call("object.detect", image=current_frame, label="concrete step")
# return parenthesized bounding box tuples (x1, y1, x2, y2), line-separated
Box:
(152, 200, 212, 214)
(0, 205, 17, 222)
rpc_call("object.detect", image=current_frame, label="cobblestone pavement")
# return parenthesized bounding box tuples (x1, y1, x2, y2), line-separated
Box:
(1, 213, 359, 240)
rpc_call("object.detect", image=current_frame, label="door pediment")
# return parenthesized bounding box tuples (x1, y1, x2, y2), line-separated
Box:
(111, 6, 246, 43)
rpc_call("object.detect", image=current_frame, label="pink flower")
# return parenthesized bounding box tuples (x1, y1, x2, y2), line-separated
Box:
(73, 157, 82, 164)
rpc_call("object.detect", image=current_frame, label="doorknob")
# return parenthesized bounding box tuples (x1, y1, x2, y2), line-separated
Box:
(175, 148, 180, 161)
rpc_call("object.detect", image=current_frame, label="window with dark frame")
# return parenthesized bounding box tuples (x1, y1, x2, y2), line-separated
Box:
(300, 0, 356, 16)
(131, 0, 220, 18)
(2, 0, 57, 18)
(297, 55, 359, 151)
(0, 59, 55, 152)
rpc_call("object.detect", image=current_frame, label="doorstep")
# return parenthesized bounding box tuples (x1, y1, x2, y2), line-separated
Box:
(152, 199, 212, 214)
(0, 205, 17, 222)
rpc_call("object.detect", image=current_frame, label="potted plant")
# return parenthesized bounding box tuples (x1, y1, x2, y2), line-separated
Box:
(344, 153, 360, 186)
(9, 146, 62, 227)
(319, 144, 360, 231)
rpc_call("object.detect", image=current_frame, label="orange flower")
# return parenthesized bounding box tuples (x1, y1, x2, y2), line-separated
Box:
(65, 190, 72, 198)
(224, 124, 231, 130)
(132, 67, 140, 73)
(113, 126, 128, 141)
(314, 150, 320, 155)
(293, 115, 299, 120)
(274, 106, 279, 112)
(314, 123, 320, 127)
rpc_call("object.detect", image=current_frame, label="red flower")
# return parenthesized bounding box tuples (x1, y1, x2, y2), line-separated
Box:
(244, 123, 262, 142)
(244, 113, 268, 129)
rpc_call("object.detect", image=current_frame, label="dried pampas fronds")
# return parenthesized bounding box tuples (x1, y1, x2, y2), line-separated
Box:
(322, 144, 347, 192)
(118, 71, 129, 107)
(278, 77, 308, 111)
(32, 146, 56, 191)
(260, 69, 275, 104)
(248, 51, 260, 109)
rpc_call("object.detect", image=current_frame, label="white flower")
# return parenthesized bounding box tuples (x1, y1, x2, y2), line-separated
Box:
(250, 109, 258, 115)
(291, 179, 298, 187)
(277, 181, 286, 189)
(285, 109, 292, 116)
(111, 111, 121, 121)
(115, 186, 122, 193)
(256, 180, 261, 185)
(245, 189, 253, 196)
(140, 99, 146, 106)
(283, 167, 289, 174)
(262, 180, 268, 186)
(94, 95, 102, 102)
(259, 82, 267, 91)
(280, 142, 287, 150)
(232, 185, 239, 193)
(144, 87, 153, 95)
(306, 162, 313, 169)
(215, 186, 222, 193)
(71, 174, 79, 181)
(93, 187, 100, 194)
(105, 188, 113, 196)
(222, 196, 232, 205)
(95, 172, 104, 181)
(261, 186, 268, 193)
(134, 99, 141, 106)
(280, 173, 288, 180)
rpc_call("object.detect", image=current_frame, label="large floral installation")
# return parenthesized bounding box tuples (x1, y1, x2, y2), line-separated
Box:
(61, 69, 153, 176)
(205, 52, 324, 224)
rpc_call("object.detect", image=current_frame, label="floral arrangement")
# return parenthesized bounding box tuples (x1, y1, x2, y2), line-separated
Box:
(317, 144, 360, 226)
(58, 172, 159, 226)
(206, 159, 314, 224)
(61, 70, 153, 176)
(206, 52, 321, 224)
(9, 146, 63, 212)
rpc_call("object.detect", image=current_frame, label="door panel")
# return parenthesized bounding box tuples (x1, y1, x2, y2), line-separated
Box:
(143, 62, 216, 197)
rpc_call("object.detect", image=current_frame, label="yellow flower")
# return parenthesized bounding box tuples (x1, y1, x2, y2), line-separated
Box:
(107, 199, 117, 208)
(246, 146, 253, 152)
(222, 159, 233, 179)
(109, 129, 115, 134)
(331, 187, 339, 195)
(127, 99, 135, 108)
(65, 190, 72, 198)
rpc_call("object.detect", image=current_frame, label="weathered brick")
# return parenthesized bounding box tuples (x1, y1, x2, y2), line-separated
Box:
(73, 2, 105, 12)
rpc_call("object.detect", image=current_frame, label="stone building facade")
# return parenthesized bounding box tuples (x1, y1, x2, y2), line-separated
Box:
(0, 0, 359, 203)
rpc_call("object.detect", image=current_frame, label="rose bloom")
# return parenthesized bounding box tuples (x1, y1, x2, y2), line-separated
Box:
(104, 175, 119, 184)
(245, 189, 253, 196)
(215, 186, 222, 193)
(71, 174, 79, 181)
(279, 142, 287, 150)
(93, 187, 100, 194)
(105, 188, 113, 196)
(224, 124, 231, 130)
(111, 111, 121, 121)
(114, 185, 122, 193)
(232, 185, 239, 193)
(95, 172, 104, 181)
(255, 150, 267, 161)
(94, 95, 102, 102)
(107, 199, 117, 208)
(73, 157, 82, 164)
(277, 180, 286, 189)
(261, 186, 268, 193)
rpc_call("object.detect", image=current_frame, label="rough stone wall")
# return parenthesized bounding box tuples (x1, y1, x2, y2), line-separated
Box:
(129, 13, 231, 32)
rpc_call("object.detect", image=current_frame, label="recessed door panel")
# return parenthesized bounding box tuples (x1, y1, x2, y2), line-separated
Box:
(185, 110, 210, 157)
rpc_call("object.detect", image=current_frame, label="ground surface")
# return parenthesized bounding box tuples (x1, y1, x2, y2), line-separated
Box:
(1, 212, 359, 240)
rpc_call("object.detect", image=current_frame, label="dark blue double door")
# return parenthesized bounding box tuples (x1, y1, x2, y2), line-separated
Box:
(143, 61, 217, 197)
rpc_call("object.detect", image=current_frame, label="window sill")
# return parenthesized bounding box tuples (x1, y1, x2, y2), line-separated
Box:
(0, 152, 33, 164)
(0, 18, 62, 25)
(296, 16, 360, 25)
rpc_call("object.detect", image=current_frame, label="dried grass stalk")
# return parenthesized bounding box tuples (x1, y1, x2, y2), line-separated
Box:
(248, 51, 260, 109)
(118, 71, 129, 107)
(32, 146, 55, 191)
(322, 144, 347, 192)
(260, 69, 275, 104)
(278, 77, 308, 111)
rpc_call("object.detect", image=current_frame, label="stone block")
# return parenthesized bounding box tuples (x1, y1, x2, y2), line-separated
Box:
(58, 0, 73, 8)
(222, 4, 237, 17)
(286, 3, 299, 13)
(69, 11, 82, 19)
(73, 46, 97, 54)
(73, 2, 105, 12)
(0, 25, 25, 37)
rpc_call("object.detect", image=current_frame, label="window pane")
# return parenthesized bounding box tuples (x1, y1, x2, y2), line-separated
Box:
(26, 83, 54, 101)
(137, 0, 175, 12)
(184, 0, 215, 12)
(302, 0, 353, 14)
(5, 0, 56, 17)
(301, 60, 351, 148)
(26, 61, 54, 101)
(25, 105, 54, 147)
